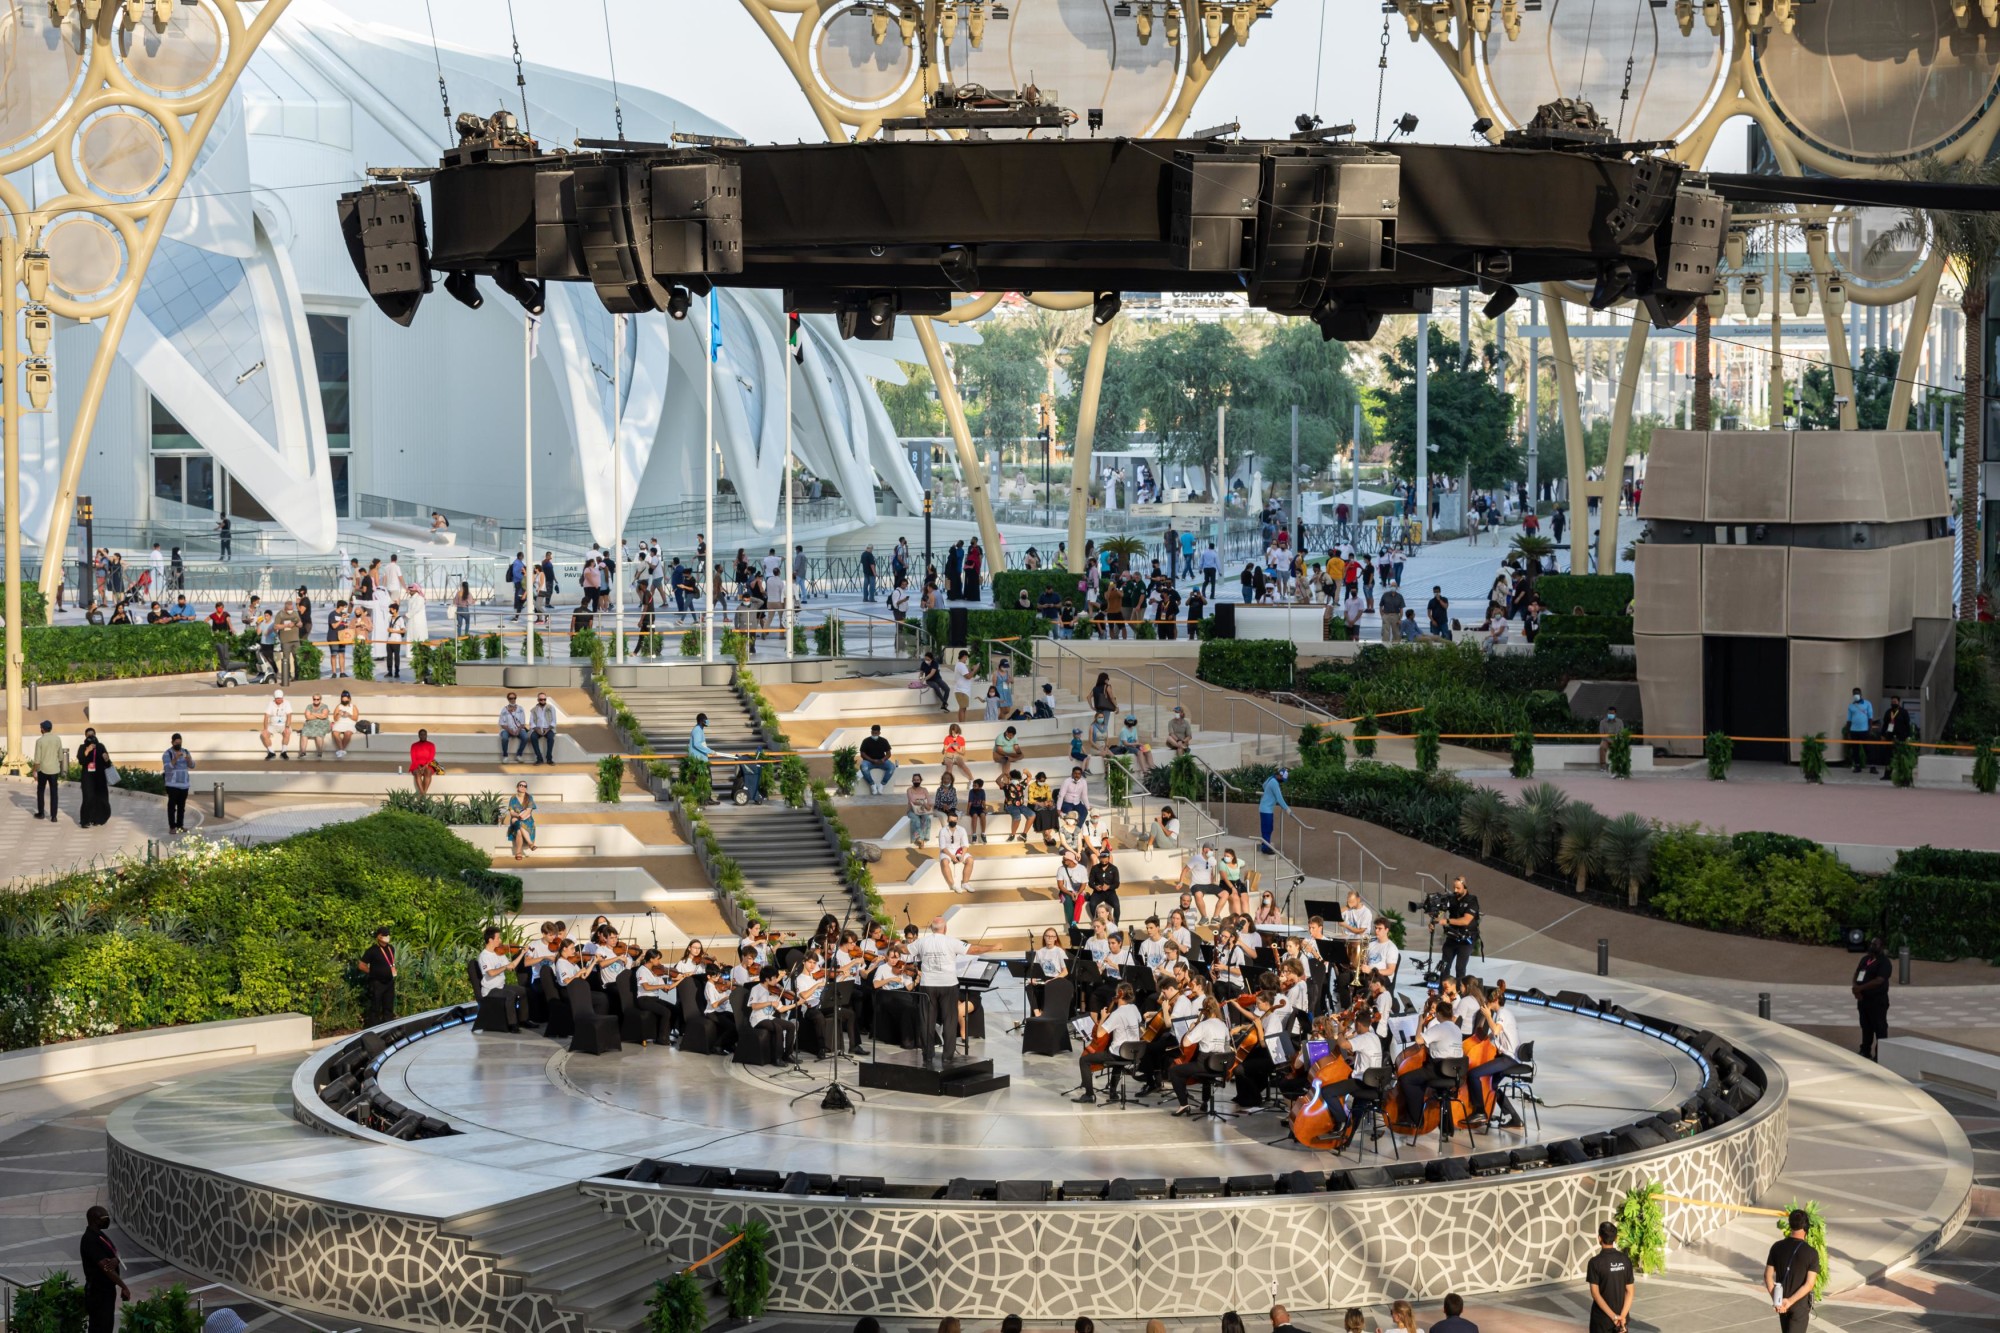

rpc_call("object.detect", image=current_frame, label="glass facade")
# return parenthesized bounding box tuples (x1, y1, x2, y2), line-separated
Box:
(308, 313, 349, 452)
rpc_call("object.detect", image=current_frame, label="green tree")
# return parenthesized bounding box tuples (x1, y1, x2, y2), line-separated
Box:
(1127, 320, 1257, 469)
(877, 360, 945, 437)
(953, 320, 1044, 450)
(1055, 322, 1149, 447)
(1377, 322, 1520, 488)
(1229, 320, 1365, 481)
(1798, 346, 1900, 432)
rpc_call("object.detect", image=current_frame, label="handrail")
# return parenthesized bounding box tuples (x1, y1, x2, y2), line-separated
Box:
(681, 1229, 746, 1274)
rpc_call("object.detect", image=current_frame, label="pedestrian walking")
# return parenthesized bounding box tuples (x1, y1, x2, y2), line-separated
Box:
(75, 727, 113, 827)
(161, 733, 194, 832)
(31, 719, 61, 821)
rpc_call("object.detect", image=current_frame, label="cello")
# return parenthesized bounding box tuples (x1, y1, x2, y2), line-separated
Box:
(1287, 1004, 1369, 1150)
(1383, 995, 1486, 1135)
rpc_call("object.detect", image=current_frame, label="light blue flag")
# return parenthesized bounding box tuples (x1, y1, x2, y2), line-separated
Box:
(708, 289, 721, 364)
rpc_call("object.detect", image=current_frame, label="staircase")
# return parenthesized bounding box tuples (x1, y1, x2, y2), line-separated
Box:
(702, 803, 859, 937)
(443, 1188, 691, 1333)
(619, 682, 767, 755)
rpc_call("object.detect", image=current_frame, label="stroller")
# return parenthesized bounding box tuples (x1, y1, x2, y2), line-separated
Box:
(722, 747, 767, 806)
(214, 636, 276, 688)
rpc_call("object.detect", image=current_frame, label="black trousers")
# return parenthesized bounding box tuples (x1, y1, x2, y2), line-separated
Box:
(165, 786, 188, 831)
(1777, 1303, 1811, 1333)
(386, 644, 402, 677)
(1858, 999, 1889, 1060)
(85, 1287, 116, 1333)
(1078, 1047, 1124, 1095)
(363, 981, 396, 1026)
(1170, 1060, 1213, 1106)
(34, 772, 57, 818)
(636, 996, 676, 1037)
(1441, 936, 1474, 984)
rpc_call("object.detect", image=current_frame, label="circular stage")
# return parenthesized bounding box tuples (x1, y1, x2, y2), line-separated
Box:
(381, 985, 1708, 1185)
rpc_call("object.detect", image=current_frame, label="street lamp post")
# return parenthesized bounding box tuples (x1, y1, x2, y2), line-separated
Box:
(2, 236, 33, 776)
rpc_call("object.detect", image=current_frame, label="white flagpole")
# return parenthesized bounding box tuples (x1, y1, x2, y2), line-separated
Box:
(704, 291, 717, 663)
(785, 313, 796, 660)
(613, 312, 626, 665)
(524, 314, 536, 668)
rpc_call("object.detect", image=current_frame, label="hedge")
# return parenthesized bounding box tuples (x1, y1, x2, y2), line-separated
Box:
(1534, 573, 1633, 618)
(0, 810, 494, 1047)
(1536, 613, 1635, 648)
(921, 608, 1051, 675)
(1895, 846, 2000, 880)
(1196, 639, 1296, 691)
(1152, 758, 1474, 853)
(24, 623, 216, 684)
(990, 569, 1089, 613)
(1875, 875, 2000, 960)
(1300, 642, 1580, 750)
(0, 584, 49, 628)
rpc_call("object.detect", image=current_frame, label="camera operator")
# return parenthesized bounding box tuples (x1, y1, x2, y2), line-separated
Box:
(1441, 875, 1480, 985)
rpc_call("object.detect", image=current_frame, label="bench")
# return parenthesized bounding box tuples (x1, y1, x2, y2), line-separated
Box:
(1533, 742, 1657, 773)
(1878, 1037, 2000, 1099)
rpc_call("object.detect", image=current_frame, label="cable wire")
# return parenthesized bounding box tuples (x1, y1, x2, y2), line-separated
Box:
(1373, 15, 1390, 141)
(504, 0, 533, 138)
(1312, 0, 1329, 120)
(422, 0, 452, 139)
(599, 0, 626, 142)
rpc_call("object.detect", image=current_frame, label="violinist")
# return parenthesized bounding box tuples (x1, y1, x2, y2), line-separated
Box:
(1465, 981, 1525, 1129)
(1396, 994, 1468, 1142)
(475, 925, 527, 1030)
(702, 970, 738, 1053)
(1135, 978, 1202, 1094)
(1236, 913, 1265, 955)
(1029, 927, 1068, 1017)
(729, 945, 758, 986)
(553, 939, 601, 988)
(1445, 976, 1482, 1034)
(587, 925, 628, 984)
(1278, 959, 1312, 1047)
(1227, 973, 1284, 1108)
(632, 948, 677, 1044)
(673, 940, 711, 977)
(1169, 998, 1233, 1115)
(1366, 975, 1393, 1042)
(1073, 982, 1143, 1105)
(740, 923, 773, 968)
(522, 921, 562, 980)
(873, 943, 914, 991)
(748, 963, 803, 1063)
(860, 924, 890, 965)
(795, 949, 861, 1056)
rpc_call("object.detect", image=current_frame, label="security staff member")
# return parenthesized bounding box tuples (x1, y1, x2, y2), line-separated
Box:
(79, 1206, 130, 1333)
(358, 925, 397, 1025)
(1441, 876, 1480, 985)
(1087, 854, 1122, 924)
(1853, 936, 1892, 1061)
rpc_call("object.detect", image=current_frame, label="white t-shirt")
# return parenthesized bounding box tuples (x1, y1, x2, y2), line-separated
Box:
(1346, 1030, 1383, 1076)
(1167, 925, 1193, 951)
(1342, 902, 1375, 938)
(951, 662, 975, 698)
(1371, 990, 1392, 1038)
(1186, 1016, 1230, 1053)
(794, 972, 825, 1009)
(1421, 1017, 1465, 1059)
(1034, 946, 1067, 977)
(476, 949, 512, 996)
(1490, 1005, 1521, 1058)
(1214, 945, 1246, 988)
(748, 983, 785, 1025)
(910, 931, 967, 988)
(1453, 994, 1482, 1034)
(1366, 939, 1400, 979)
(1101, 1002, 1143, 1045)
(1239, 927, 1264, 952)
(1169, 992, 1202, 1037)
(555, 957, 583, 985)
(636, 965, 672, 999)
(704, 980, 732, 1014)
(938, 825, 971, 858)
(874, 962, 909, 990)
(1185, 850, 1215, 885)
(1155, 816, 1181, 844)
(1138, 936, 1166, 970)
(1260, 994, 1291, 1038)
(264, 699, 292, 730)
(673, 957, 703, 976)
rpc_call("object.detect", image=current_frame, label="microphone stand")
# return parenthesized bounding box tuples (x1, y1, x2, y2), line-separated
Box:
(790, 893, 866, 1112)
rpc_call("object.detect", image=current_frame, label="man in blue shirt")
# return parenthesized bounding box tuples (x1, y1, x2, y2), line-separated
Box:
(688, 712, 715, 801)
(506, 551, 527, 620)
(1258, 766, 1291, 856)
(1844, 687, 1876, 773)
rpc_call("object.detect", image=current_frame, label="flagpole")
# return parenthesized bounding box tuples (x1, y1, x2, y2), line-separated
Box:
(785, 312, 796, 660)
(613, 312, 626, 665)
(524, 314, 536, 668)
(703, 290, 717, 664)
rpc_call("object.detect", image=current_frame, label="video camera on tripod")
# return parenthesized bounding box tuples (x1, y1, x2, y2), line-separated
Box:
(1409, 890, 1451, 919)
(1407, 891, 1452, 988)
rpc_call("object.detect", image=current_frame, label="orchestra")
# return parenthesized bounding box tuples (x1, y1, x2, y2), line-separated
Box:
(467, 877, 1529, 1153)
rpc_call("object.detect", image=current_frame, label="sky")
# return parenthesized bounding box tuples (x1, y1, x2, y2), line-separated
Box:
(328, 0, 1639, 154)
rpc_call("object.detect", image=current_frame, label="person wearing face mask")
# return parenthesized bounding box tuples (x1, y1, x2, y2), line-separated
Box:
(1596, 707, 1625, 769)
(1844, 687, 1877, 773)
(937, 813, 974, 891)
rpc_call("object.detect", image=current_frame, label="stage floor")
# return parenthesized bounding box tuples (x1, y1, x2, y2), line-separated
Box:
(378, 976, 1704, 1183)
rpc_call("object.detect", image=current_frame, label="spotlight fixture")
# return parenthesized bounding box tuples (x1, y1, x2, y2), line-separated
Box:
(667, 287, 692, 320)
(1467, 0, 1492, 36)
(1824, 275, 1847, 317)
(1113, 0, 1131, 14)
(1392, 112, 1420, 138)
(1739, 275, 1763, 321)
(48, 0, 72, 21)
(991, 1, 1008, 18)
(443, 269, 484, 311)
(1134, 1, 1152, 42)
(1674, 0, 1694, 35)
(119, 0, 139, 24)
(866, 293, 894, 327)
(1295, 112, 1321, 134)
(1092, 291, 1122, 325)
(151, 0, 168, 23)
(1724, 229, 1746, 270)
(1482, 285, 1517, 319)
(1788, 272, 1811, 318)
(1087, 107, 1104, 134)
(23, 306, 51, 358)
(23, 251, 49, 305)
(234, 360, 265, 386)
(1470, 116, 1494, 138)
(1164, 0, 1181, 45)
(24, 360, 51, 412)
(1703, 285, 1727, 319)
(491, 264, 546, 316)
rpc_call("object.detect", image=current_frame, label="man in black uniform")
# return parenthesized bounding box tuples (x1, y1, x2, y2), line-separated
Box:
(1586, 1220, 1633, 1332)
(1441, 876, 1480, 985)
(1765, 1209, 1820, 1332)
(79, 1205, 130, 1333)
(1087, 855, 1122, 925)
(358, 925, 397, 1025)
(1853, 936, 1892, 1061)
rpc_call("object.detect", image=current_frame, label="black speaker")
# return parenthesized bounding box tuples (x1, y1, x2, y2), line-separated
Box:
(1225, 1174, 1277, 1196)
(948, 606, 970, 647)
(943, 1178, 994, 1200)
(1110, 1177, 1169, 1200)
(1386, 1162, 1427, 1183)
(319, 1074, 356, 1106)
(360, 1031, 389, 1058)
(1468, 1151, 1512, 1176)
(1547, 1138, 1589, 1166)
(1061, 1180, 1109, 1200)
(1613, 1124, 1666, 1154)
(628, 1159, 668, 1184)
(1279, 1170, 1325, 1195)
(385, 1110, 424, 1140)
(840, 1175, 887, 1197)
(1212, 601, 1237, 639)
(1582, 1133, 1615, 1159)
(1173, 1176, 1226, 1198)
(1507, 1147, 1549, 1169)
(1553, 990, 1596, 1012)
(1343, 1166, 1390, 1191)
(1653, 1110, 1684, 1136)
(1699, 1093, 1737, 1128)
(996, 1180, 1050, 1202)
(1425, 1158, 1472, 1183)
(664, 1163, 709, 1187)
(782, 1172, 813, 1195)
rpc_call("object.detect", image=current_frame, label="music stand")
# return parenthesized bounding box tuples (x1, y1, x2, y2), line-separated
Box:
(789, 897, 866, 1111)
(954, 958, 1005, 1058)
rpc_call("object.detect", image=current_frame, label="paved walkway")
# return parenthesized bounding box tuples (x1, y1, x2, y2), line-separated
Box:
(0, 784, 191, 886)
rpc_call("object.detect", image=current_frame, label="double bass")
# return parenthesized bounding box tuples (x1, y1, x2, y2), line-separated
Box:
(1287, 1005, 1368, 1151)
(1382, 996, 1492, 1135)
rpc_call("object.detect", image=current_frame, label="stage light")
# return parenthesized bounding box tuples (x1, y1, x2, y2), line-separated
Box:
(1113, 0, 1131, 12)
(25, 360, 52, 412)
(120, 0, 140, 25)
(1164, 0, 1181, 46)
(1702, 0, 1723, 34)
(867, 293, 894, 328)
(1092, 291, 1121, 325)
(991, 1, 1008, 18)
(491, 264, 546, 316)
(23, 251, 48, 305)
(1467, 0, 1491, 36)
(1789, 272, 1811, 318)
(443, 269, 484, 310)
(49, 0, 72, 21)
(1703, 286, 1727, 319)
(1674, 0, 1693, 35)
(1088, 107, 1104, 133)
(151, 0, 169, 23)
(938, 1, 957, 41)
(667, 287, 691, 320)
(1229, 2, 1252, 44)
(1471, 116, 1493, 138)
(1202, 2, 1222, 46)
(968, 2, 986, 48)
(1742, 0, 1763, 25)
(23, 306, 51, 358)
(1134, 1, 1152, 42)
(1393, 113, 1420, 138)
(870, 3, 888, 44)
(1739, 275, 1763, 321)
(1724, 229, 1745, 270)
(1824, 275, 1846, 317)
(1482, 285, 1517, 318)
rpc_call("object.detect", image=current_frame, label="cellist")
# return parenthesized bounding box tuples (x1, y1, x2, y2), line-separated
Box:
(1168, 998, 1233, 1116)
(1228, 973, 1286, 1109)
(1395, 993, 1468, 1142)
(1073, 982, 1143, 1105)
(1317, 1004, 1385, 1134)
(1135, 977, 1203, 1095)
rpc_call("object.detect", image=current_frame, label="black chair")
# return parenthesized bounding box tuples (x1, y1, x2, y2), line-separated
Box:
(676, 977, 713, 1053)
(566, 978, 622, 1055)
(872, 988, 922, 1049)
(730, 985, 777, 1066)
(536, 969, 574, 1040)
(1099, 1039, 1145, 1108)
(469, 959, 515, 1033)
(1188, 1051, 1232, 1122)
(620, 970, 666, 1046)
(1347, 1066, 1400, 1161)
(960, 988, 987, 1041)
(1411, 1056, 1476, 1149)
(1497, 1039, 1538, 1129)
(1022, 979, 1074, 1056)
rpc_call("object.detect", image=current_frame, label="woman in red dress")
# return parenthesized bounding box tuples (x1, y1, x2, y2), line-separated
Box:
(409, 728, 441, 796)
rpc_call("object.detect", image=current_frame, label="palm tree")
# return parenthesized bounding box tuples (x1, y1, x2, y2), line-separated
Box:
(1875, 156, 2000, 618)
(1503, 801, 1553, 878)
(1556, 804, 1608, 896)
(1599, 812, 1656, 908)
(1459, 787, 1507, 860)
(1100, 535, 1146, 574)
